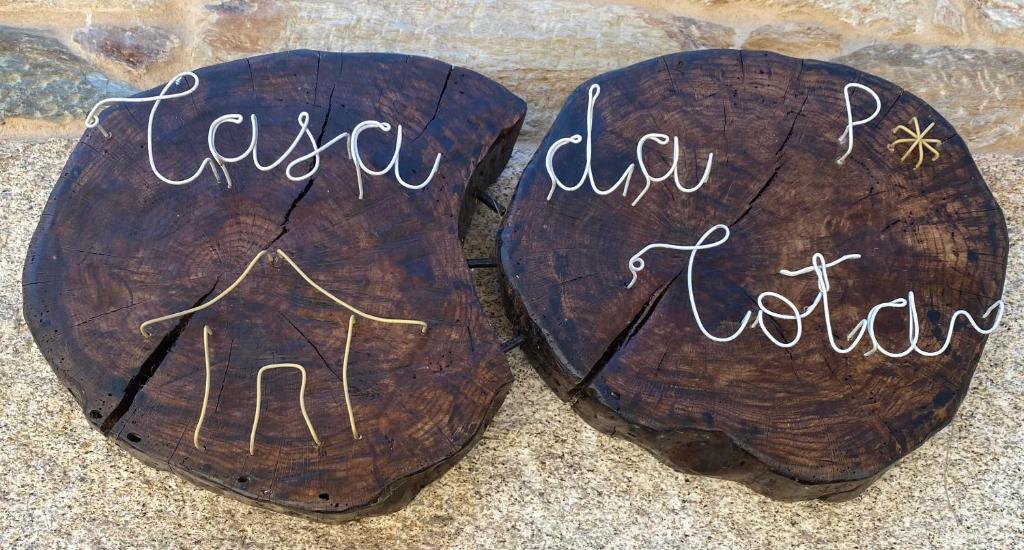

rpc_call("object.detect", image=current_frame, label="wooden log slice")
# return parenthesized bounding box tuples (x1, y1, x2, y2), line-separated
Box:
(23, 50, 525, 521)
(497, 50, 1007, 501)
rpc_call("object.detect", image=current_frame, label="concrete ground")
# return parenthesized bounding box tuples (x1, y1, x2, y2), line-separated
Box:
(0, 138, 1021, 548)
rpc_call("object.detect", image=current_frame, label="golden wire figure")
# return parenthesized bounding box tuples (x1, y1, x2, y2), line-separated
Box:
(250, 363, 320, 455)
(889, 117, 941, 170)
(140, 249, 427, 455)
(193, 325, 214, 449)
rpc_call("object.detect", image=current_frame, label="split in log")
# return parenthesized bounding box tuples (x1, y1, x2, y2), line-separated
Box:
(497, 50, 1007, 501)
(23, 50, 525, 521)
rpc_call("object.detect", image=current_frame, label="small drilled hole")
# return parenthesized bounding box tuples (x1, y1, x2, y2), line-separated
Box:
(126, 433, 141, 443)
(238, 476, 248, 483)
(88, 410, 102, 419)
(319, 493, 329, 500)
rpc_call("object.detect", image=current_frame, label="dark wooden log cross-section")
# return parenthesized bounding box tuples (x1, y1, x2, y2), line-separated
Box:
(23, 50, 525, 521)
(498, 50, 1007, 500)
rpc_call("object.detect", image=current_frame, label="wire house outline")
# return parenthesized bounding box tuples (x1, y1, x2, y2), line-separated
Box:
(138, 248, 428, 456)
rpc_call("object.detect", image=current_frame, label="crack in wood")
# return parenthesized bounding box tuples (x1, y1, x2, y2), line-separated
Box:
(267, 82, 336, 248)
(101, 279, 220, 433)
(570, 271, 681, 400)
(278, 311, 342, 383)
(729, 161, 784, 228)
(411, 65, 453, 143)
(775, 95, 808, 156)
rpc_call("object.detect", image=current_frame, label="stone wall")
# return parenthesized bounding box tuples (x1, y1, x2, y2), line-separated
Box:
(0, 0, 1021, 151)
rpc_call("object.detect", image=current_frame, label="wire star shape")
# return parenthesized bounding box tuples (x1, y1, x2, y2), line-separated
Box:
(888, 117, 941, 170)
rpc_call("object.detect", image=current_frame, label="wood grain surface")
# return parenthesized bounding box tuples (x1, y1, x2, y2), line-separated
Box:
(498, 49, 1007, 501)
(23, 50, 525, 521)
